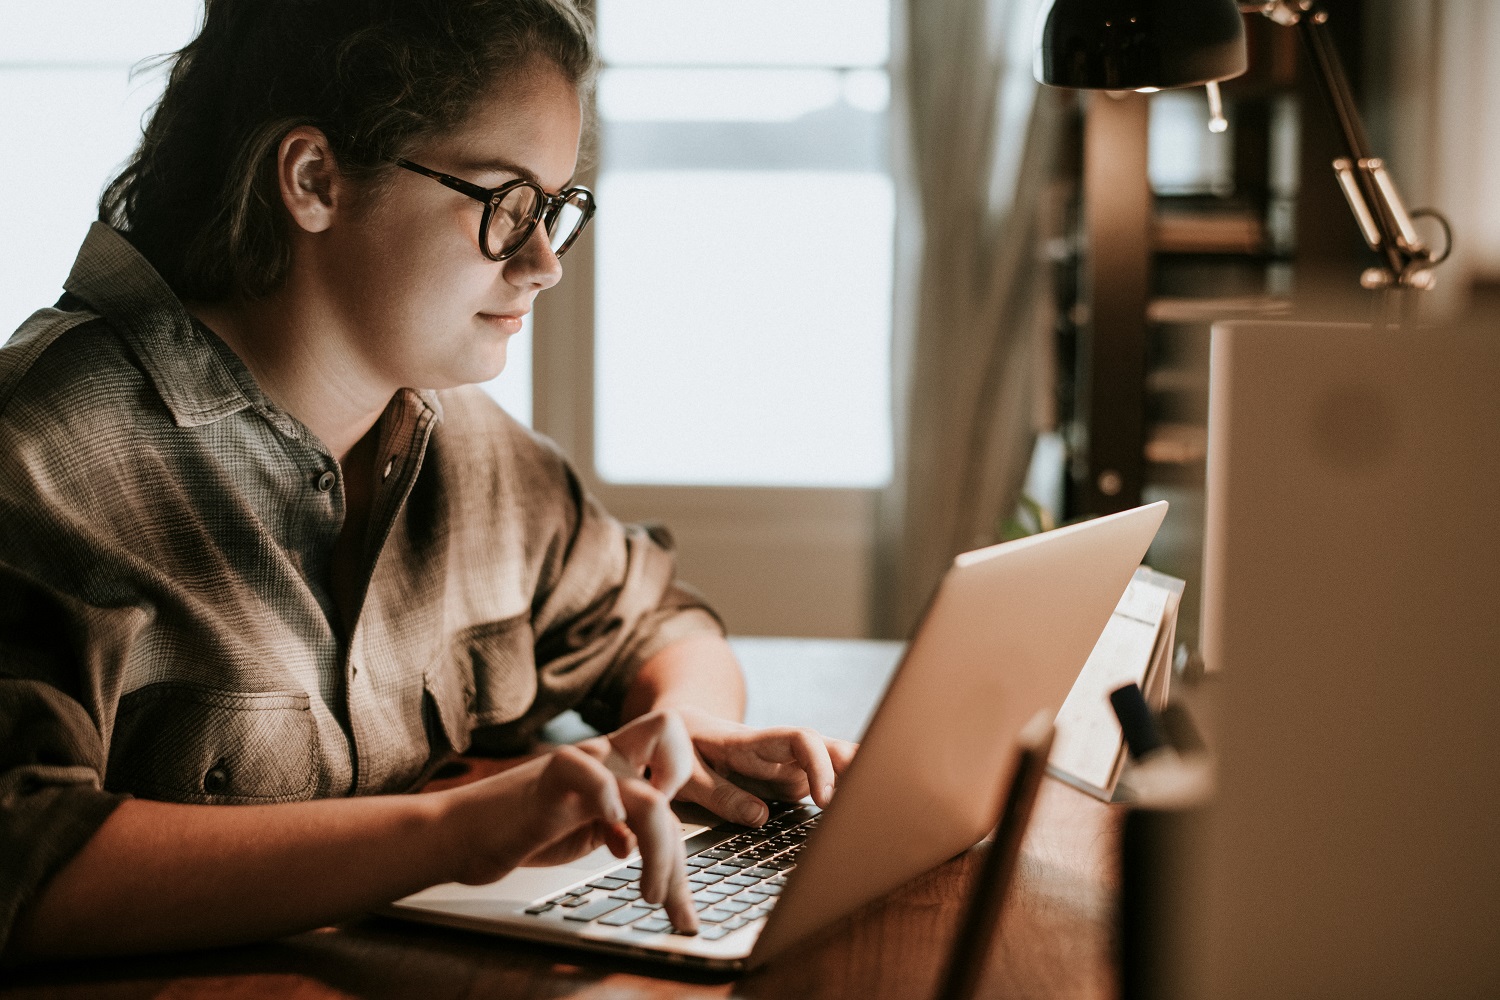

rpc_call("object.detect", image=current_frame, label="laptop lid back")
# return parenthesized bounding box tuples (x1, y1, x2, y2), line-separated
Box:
(751, 501, 1167, 964)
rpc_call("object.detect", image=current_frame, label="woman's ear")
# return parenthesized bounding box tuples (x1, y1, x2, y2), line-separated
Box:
(277, 126, 342, 234)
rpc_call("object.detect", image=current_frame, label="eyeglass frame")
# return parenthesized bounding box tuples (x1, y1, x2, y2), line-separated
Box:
(393, 157, 596, 262)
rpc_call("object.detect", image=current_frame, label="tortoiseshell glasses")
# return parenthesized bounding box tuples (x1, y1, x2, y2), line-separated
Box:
(394, 158, 596, 262)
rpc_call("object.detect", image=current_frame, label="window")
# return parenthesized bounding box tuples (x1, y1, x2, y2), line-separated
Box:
(527, 2, 897, 636)
(591, 0, 895, 487)
(478, 316, 532, 426)
(0, 2, 201, 337)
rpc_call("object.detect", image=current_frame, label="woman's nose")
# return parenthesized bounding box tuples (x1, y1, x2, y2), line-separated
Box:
(504, 224, 564, 290)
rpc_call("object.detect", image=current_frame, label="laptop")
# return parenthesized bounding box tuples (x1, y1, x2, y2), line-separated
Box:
(388, 500, 1168, 971)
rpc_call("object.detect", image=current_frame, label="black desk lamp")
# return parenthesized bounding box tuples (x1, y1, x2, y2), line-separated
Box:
(1033, 0, 1452, 291)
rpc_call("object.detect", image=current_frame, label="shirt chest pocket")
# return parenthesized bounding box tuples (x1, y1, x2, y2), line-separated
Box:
(106, 682, 320, 804)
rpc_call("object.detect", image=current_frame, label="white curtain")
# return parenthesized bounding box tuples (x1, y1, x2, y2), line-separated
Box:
(874, 0, 1063, 637)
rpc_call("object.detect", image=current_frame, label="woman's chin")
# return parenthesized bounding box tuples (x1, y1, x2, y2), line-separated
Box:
(465, 345, 509, 387)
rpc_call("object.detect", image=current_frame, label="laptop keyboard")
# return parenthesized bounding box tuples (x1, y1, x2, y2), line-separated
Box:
(522, 800, 819, 941)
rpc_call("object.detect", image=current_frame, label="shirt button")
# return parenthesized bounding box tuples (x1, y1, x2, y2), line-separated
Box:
(316, 470, 337, 492)
(204, 763, 231, 795)
(382, 457, 396, 481)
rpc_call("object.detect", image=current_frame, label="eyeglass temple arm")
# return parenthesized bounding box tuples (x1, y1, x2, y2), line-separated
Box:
(395, 159, 493, 203)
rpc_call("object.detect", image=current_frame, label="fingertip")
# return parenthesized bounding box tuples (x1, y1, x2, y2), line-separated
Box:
(821, 782, 834, 805)
(671, 902, 700, 934)
(603, 827, 633, 857)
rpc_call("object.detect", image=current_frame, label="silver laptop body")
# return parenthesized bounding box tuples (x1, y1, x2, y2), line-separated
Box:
(388, 501, 1168, 971)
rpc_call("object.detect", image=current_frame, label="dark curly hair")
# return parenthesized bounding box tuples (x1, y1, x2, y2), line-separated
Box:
(99, 0, 596, 301)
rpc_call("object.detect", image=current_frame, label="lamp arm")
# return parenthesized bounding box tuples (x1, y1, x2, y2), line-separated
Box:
(1240, 1, 1447, 289)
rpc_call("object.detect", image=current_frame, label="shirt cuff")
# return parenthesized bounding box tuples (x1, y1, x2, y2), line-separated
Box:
(0, 775, 128, 960)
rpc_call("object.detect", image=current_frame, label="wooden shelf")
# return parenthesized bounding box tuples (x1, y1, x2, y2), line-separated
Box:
(1146, 295, 1292, 324)
(1144, 422, 1208, 466)
(1152, 210, 1268, 255)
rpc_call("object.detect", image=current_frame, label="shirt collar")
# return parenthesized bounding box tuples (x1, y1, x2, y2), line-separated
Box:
(62, 222, 252, 429)
(60, 223, 443, 433)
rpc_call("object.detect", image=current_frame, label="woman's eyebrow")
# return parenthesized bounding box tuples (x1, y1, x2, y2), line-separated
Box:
(459, 158, 576, 192)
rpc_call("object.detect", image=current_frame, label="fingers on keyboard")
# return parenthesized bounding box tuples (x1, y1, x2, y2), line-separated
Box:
(525, 807, 810, 936)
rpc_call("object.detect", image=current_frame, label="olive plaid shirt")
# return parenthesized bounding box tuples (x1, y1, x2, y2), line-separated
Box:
(0, 222, 722, 951)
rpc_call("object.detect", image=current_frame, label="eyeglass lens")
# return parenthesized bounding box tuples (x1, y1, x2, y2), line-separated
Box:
(486, 186, 591, 259)
(545, 193, 591, 253)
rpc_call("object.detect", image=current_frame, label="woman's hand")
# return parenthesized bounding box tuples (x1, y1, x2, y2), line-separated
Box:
(437, 709, 699, 932)
(666, 707, 858, 827)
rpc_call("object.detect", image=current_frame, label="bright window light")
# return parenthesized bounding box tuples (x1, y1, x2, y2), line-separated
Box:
(600, 68, 843, 123)
(595, 169, 894, 488)
(0, 3, 199, 339)
(0, 69, 166, 337)
(597, 1, 889, 67)
(1149, 90, 1235, 197)
(0, 2, 201, 63)
(841, 70, 891, 113)
(477, 314, 533, 427)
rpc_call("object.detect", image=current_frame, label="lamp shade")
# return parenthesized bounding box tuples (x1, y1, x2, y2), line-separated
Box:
(1033, 0, 1248, 90)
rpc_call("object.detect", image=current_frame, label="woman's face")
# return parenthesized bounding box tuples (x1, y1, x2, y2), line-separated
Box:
(318, 62, 583, 393)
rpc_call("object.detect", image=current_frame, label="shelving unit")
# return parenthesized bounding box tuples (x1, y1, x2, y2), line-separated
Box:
(1052, 10, 1358, 652)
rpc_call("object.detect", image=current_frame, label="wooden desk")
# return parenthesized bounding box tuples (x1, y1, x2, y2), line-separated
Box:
(2, 638, 1119, 1000)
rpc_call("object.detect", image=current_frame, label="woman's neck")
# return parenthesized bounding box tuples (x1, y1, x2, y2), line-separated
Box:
(186, 288, 393, 466)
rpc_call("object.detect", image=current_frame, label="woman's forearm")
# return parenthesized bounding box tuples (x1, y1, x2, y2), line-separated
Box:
(9, 792, 455, 960)
(622, 632, 746, 723)
(9, 721, 707, 962)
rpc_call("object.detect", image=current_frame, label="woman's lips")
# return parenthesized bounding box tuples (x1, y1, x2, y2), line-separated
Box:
(479, 312, 525, 335)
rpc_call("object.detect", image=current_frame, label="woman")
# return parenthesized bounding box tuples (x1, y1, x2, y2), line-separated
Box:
(0, 0, 853, 959)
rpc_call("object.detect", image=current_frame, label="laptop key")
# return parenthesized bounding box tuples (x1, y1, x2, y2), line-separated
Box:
(718, 899, 753, 914)
(724, 875, 759, 887)
(610, 888, 642, 901)
(723, 916, 749, 930)
(722, 857, 754, 868)
(634, 917, 674, 934)
(704, 865, 738, 876)
(524, 902, 555, 915)
(738, 891, 770, 905)
(745, 867, 778, 878)
(599, 906, 655, 927)
(692, 889, 728, 904)
(757, 885, 782, 895)
(587, 876, 630, 891)
(561, 894, 595, 907)
(563, 897, 629, 922)
(698, 908, 736, 923)
(699, 925, 731, 940)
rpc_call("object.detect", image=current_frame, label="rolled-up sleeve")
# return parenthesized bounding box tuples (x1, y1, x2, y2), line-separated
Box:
(467, 448, 724, 753)
(0, 644, 127, 954)
(532, 466, 724, 734)
(0, 382, 132, 957)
